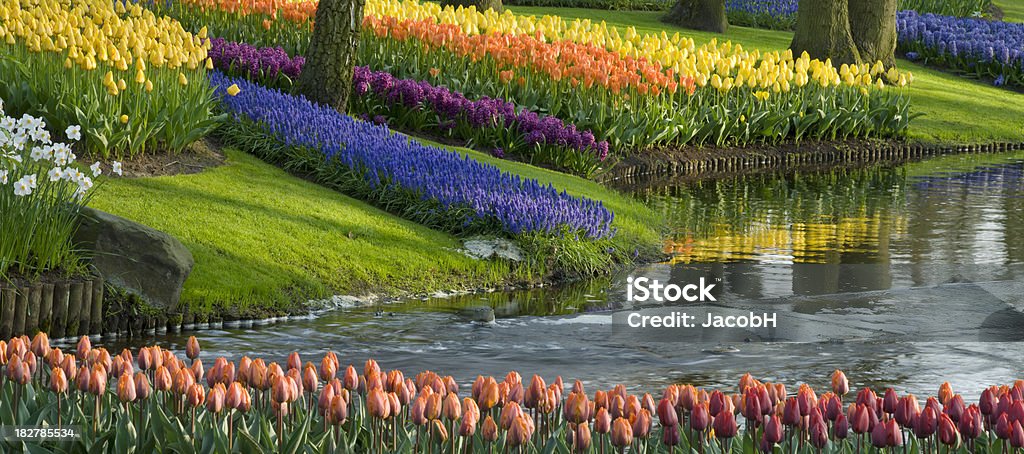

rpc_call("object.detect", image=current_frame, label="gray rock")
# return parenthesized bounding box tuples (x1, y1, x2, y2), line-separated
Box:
(461, 237, 523, 262)
(74, 207, 194, 310)
(458, 306, 495, 323)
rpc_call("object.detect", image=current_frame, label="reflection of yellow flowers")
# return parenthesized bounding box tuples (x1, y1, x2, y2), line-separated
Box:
(226, 84, 242, 96)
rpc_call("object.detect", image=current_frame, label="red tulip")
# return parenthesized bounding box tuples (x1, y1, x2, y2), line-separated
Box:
(662, 423, 681, 446)
(798, 385, 817, 416)
(632, 409, 652, 439)
(656, 397, 677, 427)
(680, 384, 697, 412)
(882, 388, 898, 414)
(997, 414, 1013, 439)
(944, 394, 966, 422)
(764, 415, 784, 444)
(1012, 421, 1024, 448)
(938, 413, 960, 447)
(895, 394, 920, 427)
(810, 417, 829, 448)
(915, 405, 939, 438)
(713, 409, 738, 439)
(871, 419, 902, 448)
(743, 391, 762, 422)
(782, 397, 801, 426)
(980, 387, 998, 416)
(958, 405, 983, 440)
(851, 404, 872, 434)
(834, 413, 849, 439)
(691, 402, 711, 432)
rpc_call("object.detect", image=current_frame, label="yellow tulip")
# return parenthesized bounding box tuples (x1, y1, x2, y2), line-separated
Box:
(226, 84, 241, 96)
(120, 114, 129, 124)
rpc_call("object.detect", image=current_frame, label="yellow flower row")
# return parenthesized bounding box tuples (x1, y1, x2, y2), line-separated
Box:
(363, 0, 911, 91)
(0, 0, 210, 75)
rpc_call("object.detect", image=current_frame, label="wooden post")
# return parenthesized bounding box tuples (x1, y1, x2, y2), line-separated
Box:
(78, 280, 93, 337)
(91, 278, 104, 335)
(13, 287, 29, 336)
(0, 287, 15, 339)
(66, 282, 84, 338)
(26, 284, 42, 335)
(39, 283, 55, 335)
(52, 282, 70, 339)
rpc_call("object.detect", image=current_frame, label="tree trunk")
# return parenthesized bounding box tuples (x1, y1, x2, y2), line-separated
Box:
(848, 0, 897, 67)
(662, 0, 728, 34)
(441, 0, 503, 12)
(790, 0, 860, 65)
(296, 0, 366, 112)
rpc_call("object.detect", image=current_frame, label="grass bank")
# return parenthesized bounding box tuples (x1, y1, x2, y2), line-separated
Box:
(511, 6, 1024, 144)
(89, 144, 661, 316)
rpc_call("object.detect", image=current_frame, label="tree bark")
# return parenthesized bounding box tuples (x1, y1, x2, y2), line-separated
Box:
(790, 0, 860, 65)
(848, 0, 897, 67)
(296, 0, 366, 112)
(662, 0, 728, 34)
(441, 0, 503, 12)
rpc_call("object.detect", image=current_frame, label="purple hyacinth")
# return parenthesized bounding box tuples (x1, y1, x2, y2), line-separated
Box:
(210, 72, 615, 239)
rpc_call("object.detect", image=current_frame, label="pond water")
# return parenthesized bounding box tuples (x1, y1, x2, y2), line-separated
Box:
(99, 151, 1024, 398)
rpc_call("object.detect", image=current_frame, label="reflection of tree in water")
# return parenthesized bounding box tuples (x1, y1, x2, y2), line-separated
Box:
(635, 166, 909, 265)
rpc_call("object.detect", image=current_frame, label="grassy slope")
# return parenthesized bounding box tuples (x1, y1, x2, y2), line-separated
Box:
(89, 147, 660, 314)
(997, 0, 1024, 21)
(511, 6, 1024, 144)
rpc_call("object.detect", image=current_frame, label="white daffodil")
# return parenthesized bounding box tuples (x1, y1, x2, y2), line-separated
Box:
(26, 173, 37, 189)
(31, 128, 51, 144)
(66, 125, 82, 141)
(0, 117, 15, 133)
(90, 161, 102, 177)
(112, 161, 123, 176)
(13, 175, 32, 196)
(48, 166, 64, 182)
(66, 168, 85, 183)
(77, 176, 93, 192)
(30, 146, 47, 161)
(0, 169, 7, 184)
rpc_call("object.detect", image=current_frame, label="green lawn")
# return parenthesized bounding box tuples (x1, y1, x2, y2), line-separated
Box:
(997, 0, 1024, 21)
(90, 146, 660, 315)
(511, 6, 1024, 144)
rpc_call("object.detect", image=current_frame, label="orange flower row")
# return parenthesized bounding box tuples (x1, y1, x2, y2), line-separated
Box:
(364, 16, 696, 97)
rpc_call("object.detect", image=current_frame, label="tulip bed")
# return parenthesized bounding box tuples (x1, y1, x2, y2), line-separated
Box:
(152, 0, 914, 153)
(4, 333, 1024, 453)
(211, 73, 625, 275)
(208, 38, 610, 176)
(897, 10, 1024, 88)
(0, 0, 220, 159)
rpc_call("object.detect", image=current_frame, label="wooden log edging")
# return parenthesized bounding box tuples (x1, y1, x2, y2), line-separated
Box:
(597, 141, 1024, 184)
(0, 276, 105, 340)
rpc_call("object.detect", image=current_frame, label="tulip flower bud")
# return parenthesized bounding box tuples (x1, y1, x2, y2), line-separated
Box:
(525, 375, 545, 409)
(76, 336, 91, 361)
(50, 367, 68, 394)
(1012, 421, 1024, 449)
(301, 364, 318, 394)
(508, 414, 534, 447)
(442, 392, 461, 420)
(810, 419, 829, 449)
(567, 392, 593, 426)
(89, 367, 107, 396)
(938, 382, 954, 406)
(764, 415, 784, 444)
(329, 394, 348, 425)
(30, 332, 49, 359)
(0, 341, 7, 365)
(117, 373, 137, 403)
(318, 385, 336, 415)
(831, 370, 849, 396)
(656, 397, 677, 427)
(938, 413, 960, 447)
(5, 355, 27, 385)
(206, 384, 226, 414)
(959, 405, 983, 440)
(137, 347, 153, 372)
(191, 359, 205, 384)
(944, 394, 966, 423)
(980, 387, 998, 416)
(481, 416, 499, 442)
(134, 372, 151, 400)
(186, 336, 200, 360)
(367, 388, 390, 419)
(500, 401, 523, 430)
(713, 409, 738, 439)
(595, 407, 612, 434)
(478, 377, 499, 412)
(174, 368, 195, 396)
(46, 347, 64, 369)
(153, 366, 172, 392)
(632, 409, 652, 439)
(610, 417, 633, 447)
(430, 419, 449, 444)
(76, 365, 91, 393)
(459, 406, 479, 437)
(411, 396, 428, 426)
(319, 356, 337, 382)
(995, 413, 1013, 439)
(342, 365, 358, 391)
(23, 352, 37, 376)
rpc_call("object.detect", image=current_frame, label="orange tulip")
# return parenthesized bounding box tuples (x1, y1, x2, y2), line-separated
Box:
(117, 373, 137, 402)
(134, 372, 151, 400)
(50, 367, 68, 393)
(367, 388, 391, 419)
(611, 417, 633, 447)
(186, 336, 201, 360)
